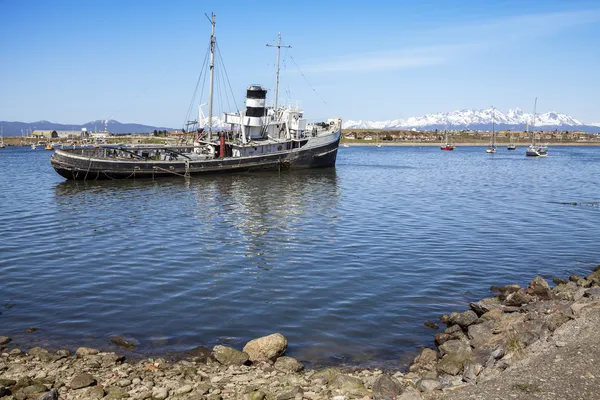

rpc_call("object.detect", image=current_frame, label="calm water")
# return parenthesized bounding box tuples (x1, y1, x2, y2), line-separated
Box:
(1, 145, 599, 367)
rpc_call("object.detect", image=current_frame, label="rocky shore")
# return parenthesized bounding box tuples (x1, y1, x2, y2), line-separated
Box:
(2, 267, 600, 400)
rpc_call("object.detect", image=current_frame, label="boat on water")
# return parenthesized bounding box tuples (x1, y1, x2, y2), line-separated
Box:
(507, 130, 516, 150)
(45, 143, 54, 151)
(0, 127, 5, 149)
(440, 130, 454, 150)
(50, 14, 341, 181)
(341, 143, 349, 148)
(525, 98, 548, 157)
(31, 144, 36, 150)
(486, 107, 497, 154)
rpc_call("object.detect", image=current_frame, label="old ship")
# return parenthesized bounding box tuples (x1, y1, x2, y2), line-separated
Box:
(50, 14, 341, 181)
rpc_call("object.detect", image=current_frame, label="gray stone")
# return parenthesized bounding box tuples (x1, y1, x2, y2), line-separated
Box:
(311, 368, 342, 384)
(372, 374, 403, 400)
(409, 348, 437, 372)
(448, 310, 479, 328)
(212, 345, 249, 366)
(276, 386, 303, 400)
(110, 335, 137, 350)
(0, 378, 16, 387)
(463, 363, 483, 382)
(552, 277, 569, 285)
(584, 288, 600, 299)
(20, 383, 48, 398)
(438, 340, 473, 376)
(70, 373, 96, 389)
(529, 276, 552, 299)
(55, 349, 71, 359)
(330, 374, 368, 397)
(248, 391, 266, 400)
(416, 379, 442, 392)
(467, 321, 495, 348)
(76, 347, 99, 357)
(87, 386, 106, 399)
(469, 297, 501, 316)
(398, 387, 423, 400)
(0, 337, 12, 346)
(503, 290, 533, 306)
(176, 385, 192, 395)
(36, 388, 59, 400)
(186, 346, 214, 363)
(242, 333, 288, 362)
(274, 356, 304, 372)
(152, 387, 169, 400)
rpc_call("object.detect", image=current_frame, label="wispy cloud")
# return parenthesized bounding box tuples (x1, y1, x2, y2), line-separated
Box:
(303, 9, 600, 73)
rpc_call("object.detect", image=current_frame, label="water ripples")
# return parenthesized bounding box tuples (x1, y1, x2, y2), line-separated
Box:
(0, 146, 599, 366)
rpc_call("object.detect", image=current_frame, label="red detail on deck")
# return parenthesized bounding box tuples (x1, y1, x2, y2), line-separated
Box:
(440, 145, 455, 151)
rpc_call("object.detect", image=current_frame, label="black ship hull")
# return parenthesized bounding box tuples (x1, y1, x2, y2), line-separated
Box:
(50, 135, 340, 181)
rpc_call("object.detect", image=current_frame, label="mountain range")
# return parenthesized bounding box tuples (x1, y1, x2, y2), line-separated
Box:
(0, 120, 172, 137)
(343, 108, 600, 132)
(2, 108, 599, 136)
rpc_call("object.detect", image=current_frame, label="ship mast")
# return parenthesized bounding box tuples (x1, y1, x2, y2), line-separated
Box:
(207, 13, 216, 142)
(532, 97, 537, 146)
(266, 33, 291, 112)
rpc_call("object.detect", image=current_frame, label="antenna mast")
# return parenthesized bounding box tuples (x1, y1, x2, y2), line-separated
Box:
(207, 13, 216, 141)
(266, 33, 291, 111)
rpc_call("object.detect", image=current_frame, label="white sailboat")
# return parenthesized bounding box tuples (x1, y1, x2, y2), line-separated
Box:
(525, 97, 548, 157)
(507, 130, 516, 150)
(486, 107, 497, 153)
(0, 126, 6, 148)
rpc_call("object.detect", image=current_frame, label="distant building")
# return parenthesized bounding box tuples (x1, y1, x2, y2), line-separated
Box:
(169, 130, 186, 136)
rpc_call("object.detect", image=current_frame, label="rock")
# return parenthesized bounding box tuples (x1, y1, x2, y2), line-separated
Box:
(274, 356, 304, 372)
(28, 347, 53, 362)
(438, 340, 472, 376)
(186, 346, 214, 363)
(424, 321, 439, 329)
(503, 290, 533, 307)
(584, 288, 600, 299)
(372, 374, 402, 400)
(55, 349, 71, 359)
(570, 275, 582, 282)
(0, 337, 11, 346)
(408, 348, 437, 373)
(176, 385, 192, 395)
(24, 327, 38, 333)
(36, 388, 59, 400)
(243, 333, 288, 362)
(117, 379, 131, 387)
(491, 284, 520, 295)
(467, 321, 495, 348)
(76, 347, 99, 357)
(448, 310, 479, 329)
(20, 383, 47, 398)
(152, 387, 169, 400)
(469, 297, 501, 316)
(311, 368, 342, 384)
(110, 335, 137, 350)
(528, 276, 552, 299)
(87, 386, 106, 399)
(0, 387, 10, 397)
(552, 277, 568, 285)
(248, 391, 266, 400)
(398, 387, 423, 400)
(70, 373, 96, 389)
(463, 363, 483, 382)
(276, 386, 303, 400)
(416, 379, 442, 392)
(0, 378, 16, 387)
(212, 345, 249, 366)
(330, 374, 368, 397)
(577, 278, 592, 288)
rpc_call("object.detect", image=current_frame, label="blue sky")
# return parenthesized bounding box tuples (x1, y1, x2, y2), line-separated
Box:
(1, 0, 599, 127)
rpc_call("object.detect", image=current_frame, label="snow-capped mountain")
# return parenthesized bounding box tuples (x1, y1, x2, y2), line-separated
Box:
(343, 108, 597, 131)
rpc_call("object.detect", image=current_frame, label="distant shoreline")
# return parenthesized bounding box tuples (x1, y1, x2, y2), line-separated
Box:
(342, 142, 600, 147)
